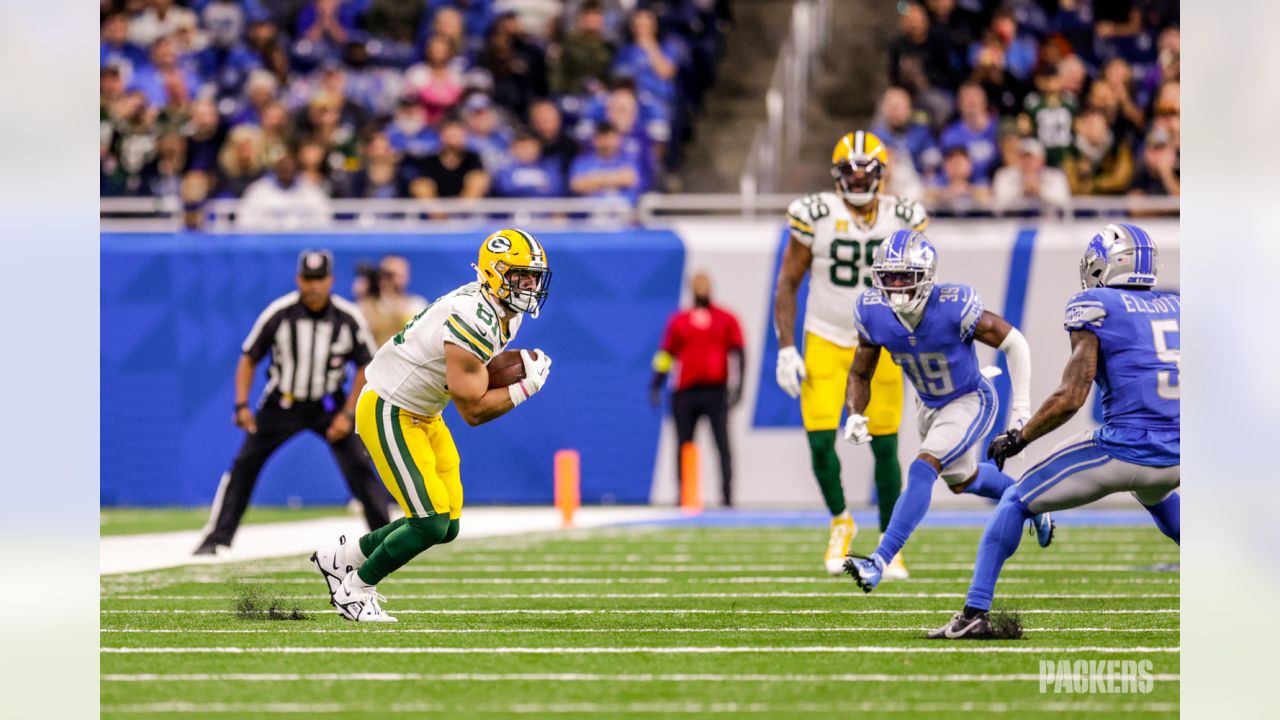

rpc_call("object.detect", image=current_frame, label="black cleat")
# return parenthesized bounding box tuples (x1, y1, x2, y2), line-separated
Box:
(193, 539, 226, 556)
(927, 611, 996, 640)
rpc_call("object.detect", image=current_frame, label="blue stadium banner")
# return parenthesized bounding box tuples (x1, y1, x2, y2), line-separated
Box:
(101, 231, 685, 507)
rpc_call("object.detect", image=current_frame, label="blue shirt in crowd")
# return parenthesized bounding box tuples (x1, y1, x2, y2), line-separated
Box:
(939, 118, 999, 181)
(493, 159, 565, 198)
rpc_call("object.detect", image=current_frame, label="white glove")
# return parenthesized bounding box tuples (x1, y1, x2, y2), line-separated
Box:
(775, 345, 806, 398)
(508, 349, 552, 408)
(843, 413, 871, 445)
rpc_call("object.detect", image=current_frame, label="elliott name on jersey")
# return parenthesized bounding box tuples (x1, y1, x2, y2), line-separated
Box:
(787, 192, 929, 347)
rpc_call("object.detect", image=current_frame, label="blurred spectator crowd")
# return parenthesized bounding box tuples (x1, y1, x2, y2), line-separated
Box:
(873, 0, 1179, 216)
(100, 0, 731, 226)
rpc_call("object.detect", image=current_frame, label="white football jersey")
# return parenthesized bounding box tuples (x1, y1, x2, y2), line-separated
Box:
(364, 281, 522, 417)
(786, 192, 929, 347)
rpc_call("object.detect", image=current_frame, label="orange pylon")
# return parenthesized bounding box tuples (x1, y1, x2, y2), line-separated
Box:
(554, 449, 581, 528)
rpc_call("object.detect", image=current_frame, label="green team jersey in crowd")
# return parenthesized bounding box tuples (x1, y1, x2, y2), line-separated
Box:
(1022, 92, 1078, 167)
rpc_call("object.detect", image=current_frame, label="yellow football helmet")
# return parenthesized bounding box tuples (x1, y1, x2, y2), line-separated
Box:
(831, 130, 889, 206)
(476, 228, 551, 316)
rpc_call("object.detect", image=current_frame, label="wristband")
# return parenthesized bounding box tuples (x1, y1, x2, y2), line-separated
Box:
(508, 380, 532, 408)
(235, 402, 249, 411)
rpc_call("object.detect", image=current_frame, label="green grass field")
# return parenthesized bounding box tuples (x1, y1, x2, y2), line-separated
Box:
(101, 507, 349, 536)
(101, 523, 1179, 718)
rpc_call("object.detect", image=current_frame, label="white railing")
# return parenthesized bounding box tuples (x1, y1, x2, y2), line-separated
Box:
(740, 0, 833, 197)
(101, 193, 1180, 232)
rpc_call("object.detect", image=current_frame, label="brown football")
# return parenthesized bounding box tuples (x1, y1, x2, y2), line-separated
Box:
(487, 349, 536, 389)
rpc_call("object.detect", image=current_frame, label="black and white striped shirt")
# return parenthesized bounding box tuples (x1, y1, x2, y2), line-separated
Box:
(242, 292, 378, 404)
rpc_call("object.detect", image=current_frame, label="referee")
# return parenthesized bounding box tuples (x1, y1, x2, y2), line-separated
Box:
(195, 250, 392, 555)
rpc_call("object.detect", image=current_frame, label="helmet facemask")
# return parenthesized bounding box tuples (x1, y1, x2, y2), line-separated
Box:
(493, 262, 551, 317)
(832, 157, 883, 207)
(874, 267, 933, 315)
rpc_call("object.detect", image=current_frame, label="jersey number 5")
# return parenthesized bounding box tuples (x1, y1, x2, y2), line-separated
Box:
(829, 239, 882, 288)
(1150, 319, 1180, 400)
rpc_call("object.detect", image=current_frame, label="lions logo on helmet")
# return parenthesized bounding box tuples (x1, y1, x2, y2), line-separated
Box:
(831, 130, 890, 207)
(476, 228, 552, 316)
(1080, 223, 1159, 290)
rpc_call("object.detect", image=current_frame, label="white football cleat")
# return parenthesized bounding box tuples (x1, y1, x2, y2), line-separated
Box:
(824, 515, 858, 575)
(332, 571, 397, 622)
(879, 534, 910, 580)
(310, 535, 353, 598)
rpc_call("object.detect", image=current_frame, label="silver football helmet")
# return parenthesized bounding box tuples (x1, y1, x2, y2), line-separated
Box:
(1079, 223, 1159, 290)
(872, 229, 938, 315)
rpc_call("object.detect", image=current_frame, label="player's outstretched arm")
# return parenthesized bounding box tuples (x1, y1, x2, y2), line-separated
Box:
(991, 329, 1100, 467)
(1021, 330, 1098, 444)
(973, 310, 1033, 427)
(445, 344, 525, 426)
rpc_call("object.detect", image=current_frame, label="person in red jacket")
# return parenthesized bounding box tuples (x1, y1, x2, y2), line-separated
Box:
(650, 272, 746, 506)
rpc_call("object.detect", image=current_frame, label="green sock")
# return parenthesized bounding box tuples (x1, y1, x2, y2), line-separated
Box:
(441, 518, 460, 544)
(807, 430, 846, 515)
(358, 516, 408, 558)
(357, 515, 450, 585)
(870, 433, 903, 532)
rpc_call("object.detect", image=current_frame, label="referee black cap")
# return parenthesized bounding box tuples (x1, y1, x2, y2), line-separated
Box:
(298, 249, 333, 279)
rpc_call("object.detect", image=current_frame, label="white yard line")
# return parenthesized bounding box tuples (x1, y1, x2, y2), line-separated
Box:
(101, 645, 1180, 655)
(100, 507, 683, 575)
(101, 607, 1181, 615)
(103, 627, 1178, 635)
(101, 671, 1182, 682)
(104, 592, 1179, 600)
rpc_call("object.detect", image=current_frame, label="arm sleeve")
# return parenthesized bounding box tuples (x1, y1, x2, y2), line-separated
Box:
(998, 326, 1032, 417)
(1064, 291, 1107, 331)
(786, 197, 816, 247)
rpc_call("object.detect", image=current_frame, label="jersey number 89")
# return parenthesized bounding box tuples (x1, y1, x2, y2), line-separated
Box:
(830, 239, 881, 288)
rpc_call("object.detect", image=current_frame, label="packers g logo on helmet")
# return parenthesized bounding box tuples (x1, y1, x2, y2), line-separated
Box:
(476, 228, 552, 317)
(831, 130, 889, 207)
(486, 234, 512, 253)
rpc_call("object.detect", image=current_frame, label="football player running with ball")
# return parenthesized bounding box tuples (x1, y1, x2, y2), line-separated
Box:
(842, 229, 1053, 593)
(930, 224, 1179, 639)
(310, 229, 553, 622)
(775, 131, 927, 577)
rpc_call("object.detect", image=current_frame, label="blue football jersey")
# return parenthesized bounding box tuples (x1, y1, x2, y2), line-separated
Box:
(854, 283, 985, 408)
(1064, 288, 1180, 466)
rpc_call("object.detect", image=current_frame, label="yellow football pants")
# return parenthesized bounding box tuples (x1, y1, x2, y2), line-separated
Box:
(355, 389, 463, 520)
(801, 332, 904, 435)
